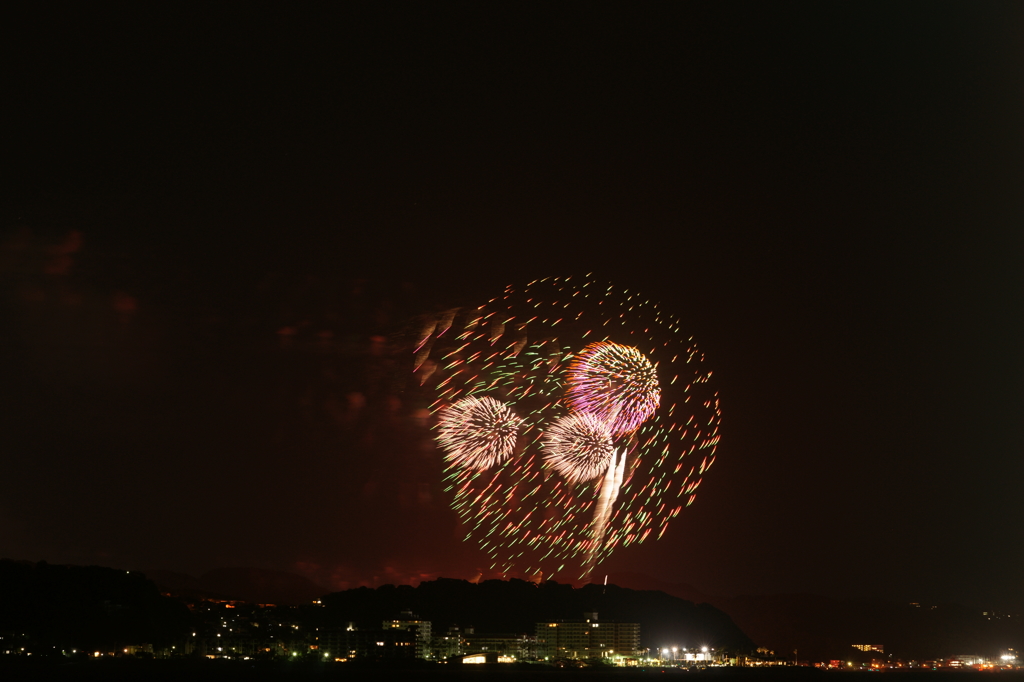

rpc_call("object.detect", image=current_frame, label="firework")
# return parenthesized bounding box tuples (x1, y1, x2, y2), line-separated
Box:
(417, 275, 722, 581)
(586, 446, 627, 574)
(565, 341, 660, 436)
(542, 411, 615, 484)
(435, 396, 523, 470)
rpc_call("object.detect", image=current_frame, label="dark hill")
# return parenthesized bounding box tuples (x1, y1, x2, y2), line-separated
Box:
(321, 578, 755, 652)
(0, 559, 190, 651)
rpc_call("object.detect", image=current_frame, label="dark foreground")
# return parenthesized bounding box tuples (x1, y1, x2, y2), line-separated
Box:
(3, 660, 1024, 682)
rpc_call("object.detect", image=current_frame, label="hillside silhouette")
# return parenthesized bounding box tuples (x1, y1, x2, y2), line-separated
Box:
(0, 560, 190, 652)
(321, 578, 755, 652)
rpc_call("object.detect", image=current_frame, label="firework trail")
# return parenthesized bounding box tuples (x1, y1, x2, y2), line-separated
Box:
(585, 447, 627, 575)
(418, 275, 722, 581)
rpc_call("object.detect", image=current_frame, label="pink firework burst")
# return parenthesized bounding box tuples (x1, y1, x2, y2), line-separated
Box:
(564, 341, 660, 436)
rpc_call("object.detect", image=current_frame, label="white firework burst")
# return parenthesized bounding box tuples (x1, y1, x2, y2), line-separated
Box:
(435, 396, 523, 470)
(542, 411, 615, 484)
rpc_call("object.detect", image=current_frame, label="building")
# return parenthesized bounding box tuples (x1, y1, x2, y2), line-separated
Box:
(383, 610, 432, 659)
(432, 625, 465, 660)
(535, 612, 640, 661)
(463, 631, 536, 660)
(319, 624, 415, 661)
(457, 651, 501, 664)
(852, 644, 884, 654)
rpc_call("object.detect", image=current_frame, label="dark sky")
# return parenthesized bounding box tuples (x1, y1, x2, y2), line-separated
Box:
(4, 4, 1022, 609)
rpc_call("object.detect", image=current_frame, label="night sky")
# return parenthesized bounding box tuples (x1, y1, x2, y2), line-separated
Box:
(4, 5, 1022, 610)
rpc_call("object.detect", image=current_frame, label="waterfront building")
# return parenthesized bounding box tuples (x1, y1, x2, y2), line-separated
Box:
(535, 612, 640, 661)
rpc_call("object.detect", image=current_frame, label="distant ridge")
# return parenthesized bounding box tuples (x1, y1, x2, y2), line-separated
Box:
(140, 567, 327, 605)
(606, 571, 1024, 661)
